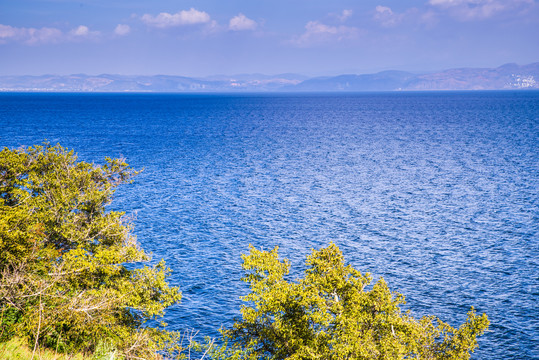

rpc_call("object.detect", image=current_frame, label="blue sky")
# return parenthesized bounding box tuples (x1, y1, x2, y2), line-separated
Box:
(1, 0, 538, 76)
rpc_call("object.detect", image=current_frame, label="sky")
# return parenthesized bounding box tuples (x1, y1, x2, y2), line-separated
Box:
(1, 0, 538, 77)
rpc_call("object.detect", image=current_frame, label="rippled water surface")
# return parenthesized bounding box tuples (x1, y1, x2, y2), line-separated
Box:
(1, 92, 537, 359)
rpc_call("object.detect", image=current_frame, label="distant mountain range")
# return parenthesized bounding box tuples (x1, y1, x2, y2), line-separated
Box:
(1, 63, 538, 92)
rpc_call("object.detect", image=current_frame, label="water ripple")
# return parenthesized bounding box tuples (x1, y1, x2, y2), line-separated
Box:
(0, 92, 537, 359)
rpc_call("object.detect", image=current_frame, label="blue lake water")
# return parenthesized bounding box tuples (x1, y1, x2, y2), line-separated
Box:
(0, 92, 537, 359)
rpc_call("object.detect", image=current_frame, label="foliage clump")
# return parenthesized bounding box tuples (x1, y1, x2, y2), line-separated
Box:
(212, 243, 489, 360)
(0, 144, 182, 359)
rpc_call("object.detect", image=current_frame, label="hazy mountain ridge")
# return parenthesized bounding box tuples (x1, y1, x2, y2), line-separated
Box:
(1, 63, 537, 92)
(289, 71, 417, 91)
(406, 63, 539, 90)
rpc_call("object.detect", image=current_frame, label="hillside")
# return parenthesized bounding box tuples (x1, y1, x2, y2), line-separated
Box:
(0, 63, 537, 92)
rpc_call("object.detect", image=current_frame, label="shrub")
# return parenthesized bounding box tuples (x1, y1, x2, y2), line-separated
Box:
(0, 144, 182, 359)
(218, 243, 489, 360)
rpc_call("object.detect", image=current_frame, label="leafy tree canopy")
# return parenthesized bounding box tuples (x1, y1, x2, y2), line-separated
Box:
(214, 243, 489, 360)
(0, 144, 182, 359)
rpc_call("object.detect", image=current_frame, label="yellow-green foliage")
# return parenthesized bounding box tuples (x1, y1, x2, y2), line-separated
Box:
(0, 337, 89, 360)
(218, 243, 489, 360)
(0, 336, 124, 360)
(0, 144, 182, 359)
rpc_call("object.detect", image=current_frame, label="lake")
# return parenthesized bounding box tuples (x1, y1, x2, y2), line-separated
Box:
(0, 91, 537, 359)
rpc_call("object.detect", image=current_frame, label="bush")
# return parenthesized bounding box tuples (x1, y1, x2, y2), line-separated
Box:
(0, 144, 182, 359)
(216, 243, 489, 360)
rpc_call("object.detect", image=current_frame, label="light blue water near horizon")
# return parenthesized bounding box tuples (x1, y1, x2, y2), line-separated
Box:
(0, 92, 537, 359)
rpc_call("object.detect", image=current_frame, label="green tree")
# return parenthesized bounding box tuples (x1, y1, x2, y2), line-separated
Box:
(0, 144, 182, 359)
(219, 243, 488, 360)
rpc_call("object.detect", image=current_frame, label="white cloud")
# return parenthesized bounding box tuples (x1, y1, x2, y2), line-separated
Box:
(114, 24, 130, 36)
(330, 9, 353, 22)
(339, 9, 353, 22)
(0, 23, 100, 44)
(0, 24, 18, 39)
(205, 20, 221, 33)
(68, 25, 100, 40)
(71, 25, 89, 36)
(292, 21, 360, 46)
(428, 0, 533, 20)
(229, 13, 257, 31)
(0, 24, 62, 44)
(27, 27, 63, 44)
(374, 6, 405, 27)
(141, 8, 211, 28)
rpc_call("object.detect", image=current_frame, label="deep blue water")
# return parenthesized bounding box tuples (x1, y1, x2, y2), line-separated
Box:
(0, 92, 538, 359)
